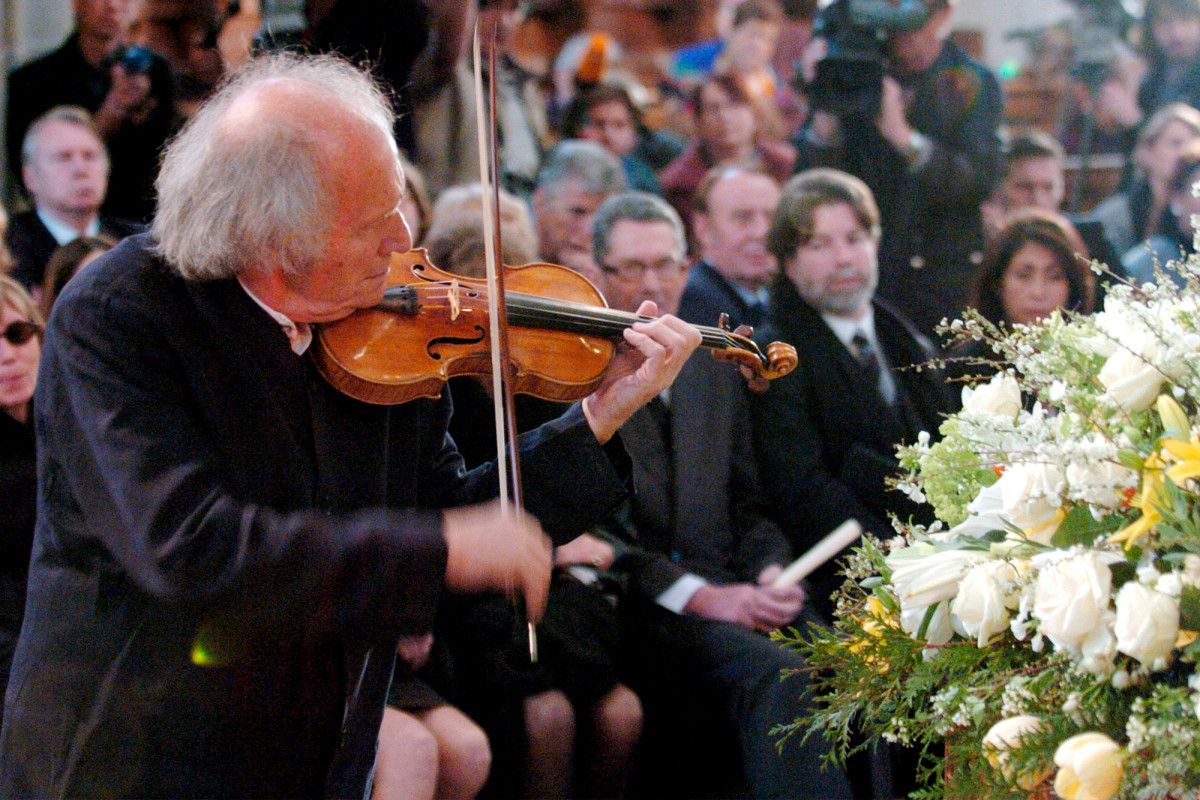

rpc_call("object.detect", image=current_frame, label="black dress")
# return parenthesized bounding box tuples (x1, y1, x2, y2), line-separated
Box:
(0, 411, 35, 702)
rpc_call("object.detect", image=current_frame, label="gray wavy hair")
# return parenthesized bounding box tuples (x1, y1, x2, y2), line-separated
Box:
(592, 192, 686, 266)
(153, 52, 397, 279)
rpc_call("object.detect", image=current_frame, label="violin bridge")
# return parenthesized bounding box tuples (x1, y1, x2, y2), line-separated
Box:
(449, 279, 461, 321)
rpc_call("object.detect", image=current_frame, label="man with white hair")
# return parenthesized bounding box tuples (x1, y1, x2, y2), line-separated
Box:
(0, 53, 699, 798)
(5, 106, 140, 292)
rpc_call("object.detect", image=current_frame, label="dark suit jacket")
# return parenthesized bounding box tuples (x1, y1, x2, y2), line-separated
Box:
(751, 279, 954, 618)
(5, 210, 142, 289)
(677, 261, 766, 331)
(606, 351, 790, 598)
(0, 235, 627, 798)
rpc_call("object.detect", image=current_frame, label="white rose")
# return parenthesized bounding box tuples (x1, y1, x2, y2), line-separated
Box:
(1114, 582, 1179, 668)
(982, 715, 1051, 790)
(1053, 732, 1125, 800)
(1033, 553, 1112, 655)
(1098, 347, 1166, 412)
(1078, 611, 1118, 676)
(951, 560, 1018, 647)
(961, 373, 1021, 420)
(998, 463, 1065, 543)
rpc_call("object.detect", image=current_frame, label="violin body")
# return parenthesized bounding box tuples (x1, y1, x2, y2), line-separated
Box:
(313, 249, 616, 405)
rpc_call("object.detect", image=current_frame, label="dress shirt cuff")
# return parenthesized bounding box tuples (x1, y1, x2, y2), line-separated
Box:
(656, 573, 708, 614)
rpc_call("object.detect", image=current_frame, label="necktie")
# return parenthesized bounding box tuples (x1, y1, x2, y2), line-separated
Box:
(852, 331, 881, 388)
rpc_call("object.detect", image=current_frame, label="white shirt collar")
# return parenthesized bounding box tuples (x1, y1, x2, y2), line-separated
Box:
(37, 208, 100, 246)
(821, 305, 877, 350)
(238, 279, 313, 356)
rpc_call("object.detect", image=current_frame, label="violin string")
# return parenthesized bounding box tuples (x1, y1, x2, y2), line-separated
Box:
(398, 283, 758, 356)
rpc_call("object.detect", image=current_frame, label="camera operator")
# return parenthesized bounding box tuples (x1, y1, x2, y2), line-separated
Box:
(794, 0, 1002, 340)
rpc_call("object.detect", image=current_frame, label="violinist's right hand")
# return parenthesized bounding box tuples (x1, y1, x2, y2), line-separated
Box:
(442, 500, 553, 620)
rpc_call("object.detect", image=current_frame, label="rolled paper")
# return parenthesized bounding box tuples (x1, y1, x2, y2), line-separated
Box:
(772, 519, 863, 589)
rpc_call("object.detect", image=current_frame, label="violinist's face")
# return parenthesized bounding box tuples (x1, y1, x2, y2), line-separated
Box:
(596, 219, 687, 316)
(283, 126, 412, 323)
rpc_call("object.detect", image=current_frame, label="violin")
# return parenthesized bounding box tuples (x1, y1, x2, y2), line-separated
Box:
(312, 248, 798, 406)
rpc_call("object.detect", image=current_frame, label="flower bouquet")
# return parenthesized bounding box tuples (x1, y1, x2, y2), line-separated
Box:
(778, 260, 1200, 799)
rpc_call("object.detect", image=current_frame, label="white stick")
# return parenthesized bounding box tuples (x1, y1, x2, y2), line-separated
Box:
(772, 519, 863, 589)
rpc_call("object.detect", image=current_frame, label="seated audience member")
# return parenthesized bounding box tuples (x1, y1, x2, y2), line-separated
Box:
(680, 163, 781, 329)
(533, 140, 628, 282)
(710, 0, 801, 141)
(952, 210, 1096, 382)
(793, 0, 1002, 339)
(7, 1, 180, 222)
(660, 74, 796, 226)
(751, 169, 955, 623)
(1123, 140, 1200, 286)
(40, 235, 116, 315)
(1085, 102, 1200, 254)
(1139, 0, 1200, 119)
(417, 183, 643, 800)
(0, 276, 43, 703)
(584, 191, 852, 800)
(984, 130, 1123, 283)
(5, 107, 140, 295)
(560, 83, 662, 194)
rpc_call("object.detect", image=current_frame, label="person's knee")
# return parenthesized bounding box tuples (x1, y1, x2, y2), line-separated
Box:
(440, 717, 492, 787)
(593, 684, 643, 745)
(379, 709, 440, 770)
(524, 689, 576, 745)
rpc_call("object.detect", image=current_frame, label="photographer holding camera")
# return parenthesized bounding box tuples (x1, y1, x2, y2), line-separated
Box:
(794, 0, 1002, 340)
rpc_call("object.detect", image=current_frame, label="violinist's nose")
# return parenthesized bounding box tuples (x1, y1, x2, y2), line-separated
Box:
(379, 212, 413, 257)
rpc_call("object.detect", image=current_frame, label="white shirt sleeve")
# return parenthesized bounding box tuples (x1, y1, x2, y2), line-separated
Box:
(656, 573, 709, 614)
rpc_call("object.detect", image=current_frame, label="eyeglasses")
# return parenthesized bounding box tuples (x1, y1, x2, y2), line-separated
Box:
(599, 259, 686, 283)
(1, 320, 41, 346)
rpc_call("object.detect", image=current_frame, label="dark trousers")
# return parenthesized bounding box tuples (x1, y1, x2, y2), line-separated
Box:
(621, 599, 854, 800)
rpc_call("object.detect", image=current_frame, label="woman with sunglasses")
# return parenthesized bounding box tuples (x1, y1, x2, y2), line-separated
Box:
(0, 275, 43, 702)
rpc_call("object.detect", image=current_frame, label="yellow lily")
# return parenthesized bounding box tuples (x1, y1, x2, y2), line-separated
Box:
(1111, 455, 1166, 549)
(1162, 438, 1200, 483)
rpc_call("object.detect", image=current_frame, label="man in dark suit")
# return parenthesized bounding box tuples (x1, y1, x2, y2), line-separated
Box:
(589, 191, 853, 800)
(0, 54, 701, 799)
(679, 164, 782, 330)
(752, 169, 955, 623)
(5, 106, 140, 293)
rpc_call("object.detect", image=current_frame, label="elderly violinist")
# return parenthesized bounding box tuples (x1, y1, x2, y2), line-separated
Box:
(0, 53, 699, 799)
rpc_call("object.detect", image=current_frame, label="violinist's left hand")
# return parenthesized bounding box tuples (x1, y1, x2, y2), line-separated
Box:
(581, 300, 701, 443)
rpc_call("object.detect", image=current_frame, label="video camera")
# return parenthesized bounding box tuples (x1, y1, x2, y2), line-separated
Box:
(802, 0, 935, 118)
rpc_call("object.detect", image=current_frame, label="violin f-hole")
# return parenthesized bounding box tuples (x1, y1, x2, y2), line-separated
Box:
(427, 327, 488, 361)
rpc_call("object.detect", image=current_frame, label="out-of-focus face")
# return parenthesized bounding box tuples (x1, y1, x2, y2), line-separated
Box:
(694, 171, 780, 292)
(534, 178, 610, 268)
(886, 3, 952, 76)
(1152, 10, 1200, 63)
(595, 219, 687, 315)
(1000, 241, 1071, 326)
(1142, 118, 1200, 185)
(0, 303, 41, 422)
(1002, 156, 1066, 213)
(697, 82, 756, 154)
(579, 100, 638, 159)
(724, 19, 780, 74)
(23, 120, 109, 219)
(282, 128, 412, 322)
(74, 0, 126, 39)
(783, 201, 877, 319)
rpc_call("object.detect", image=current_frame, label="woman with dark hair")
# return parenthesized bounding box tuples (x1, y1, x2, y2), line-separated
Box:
(659, 73, 796, 223)
(973, 209, 1096, 328)
(559, 83, 662, 194)
(0, 276, 44, 702)
(952, 209, 1096, 383)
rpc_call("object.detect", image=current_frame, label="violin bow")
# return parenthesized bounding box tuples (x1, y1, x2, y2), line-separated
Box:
(472, 19, 537, 661)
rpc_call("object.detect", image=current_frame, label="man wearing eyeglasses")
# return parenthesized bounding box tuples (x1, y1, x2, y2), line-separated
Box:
(588, 191, 852, 799)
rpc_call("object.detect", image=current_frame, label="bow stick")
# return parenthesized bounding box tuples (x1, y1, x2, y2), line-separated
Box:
(472, 21, 537, 661)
